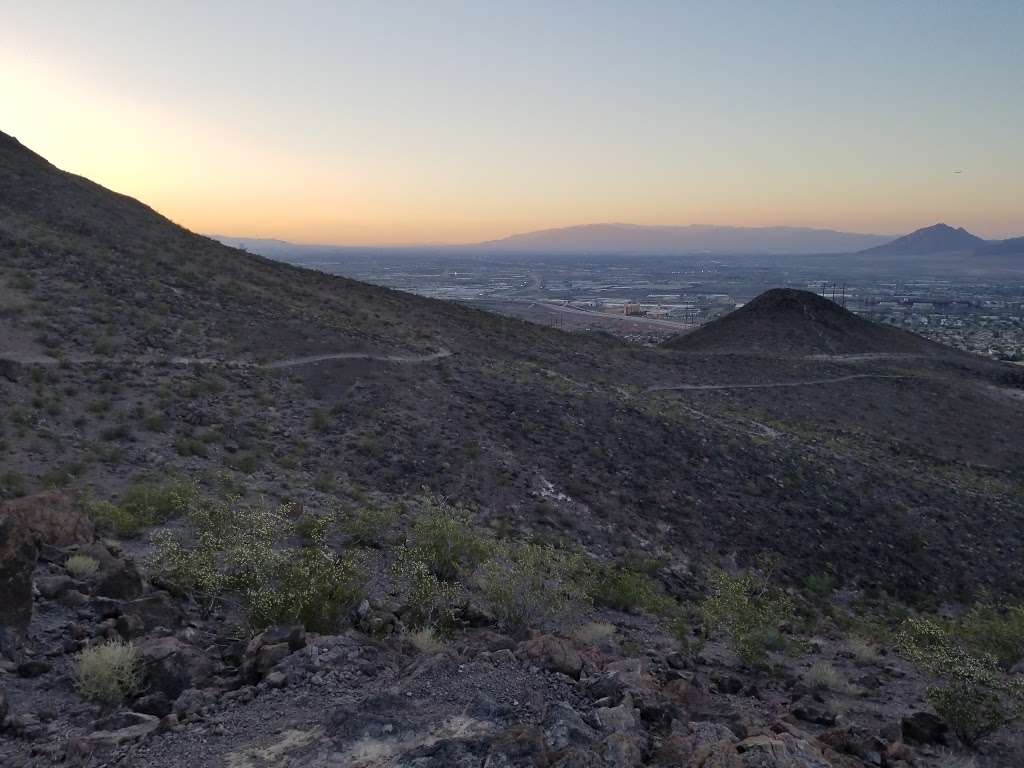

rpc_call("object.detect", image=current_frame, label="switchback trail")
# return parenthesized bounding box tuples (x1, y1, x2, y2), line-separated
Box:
(648, 373, 915, 393)
(0, 349, 453, 369)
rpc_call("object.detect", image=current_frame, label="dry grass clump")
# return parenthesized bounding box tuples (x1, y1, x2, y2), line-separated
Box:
(406, 627, 445, 654)
(74, 639, 141, 703)
(572, 621, 617, 647)
(802, 661, 853, 693)
(65, 554, 100, 578)
(849, 636, 880, 663)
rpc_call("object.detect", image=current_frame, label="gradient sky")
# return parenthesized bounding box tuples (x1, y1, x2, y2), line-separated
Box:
(3, 1, 1022, 244)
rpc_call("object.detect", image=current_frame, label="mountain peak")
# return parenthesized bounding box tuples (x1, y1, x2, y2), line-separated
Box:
(859, 223, 985, 255)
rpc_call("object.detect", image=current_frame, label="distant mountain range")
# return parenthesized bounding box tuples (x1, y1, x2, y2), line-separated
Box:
(473, 223, 893, 255)
(211, 223, 1024, 259)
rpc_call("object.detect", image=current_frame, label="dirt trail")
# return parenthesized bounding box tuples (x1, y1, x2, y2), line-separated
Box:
(648, 373, 914, 392)
(0, 349, 453, 369)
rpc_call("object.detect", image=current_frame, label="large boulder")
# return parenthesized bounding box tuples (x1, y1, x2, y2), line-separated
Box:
(136, 636, 215, 699)
(0, 515, 37, 653)
(0, 491, 94, 548)
(516, 635, 583, 679)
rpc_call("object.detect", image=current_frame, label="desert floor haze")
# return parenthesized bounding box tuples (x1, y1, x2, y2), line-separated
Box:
(2, 128, 1024, 768)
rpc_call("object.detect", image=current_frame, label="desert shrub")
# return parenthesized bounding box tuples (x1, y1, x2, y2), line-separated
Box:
(956, 603, 1024, 670)
(896, 616, 1024, 743)
(393, 547, 463, 631)
(406, 626, 444, 654)
(699, 569, 795, 666)
(120, 479, 195, 524)
(802, 662, 852, 693)
(84, 480, 195, 538)
(66, 554, 99, 578)
(150, 496, 367, 631)
(477, 541, 585, 634)
(804, 573, 836, 598)
(0, 470, 26, 499)
(403, 497, 489, 581)
(588, 564, 674, 615)
(84, 498, 148, 538)
(74, 640, 141, 704)
(247, 546, 368, 633)
(174, 437, 208, 457)
(345, 504, 399, 547)
(848, 637, 880, 663)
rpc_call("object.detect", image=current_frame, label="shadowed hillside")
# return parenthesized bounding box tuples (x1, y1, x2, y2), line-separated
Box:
(858, 223, 986, 255)
(663, 289, 944, 356)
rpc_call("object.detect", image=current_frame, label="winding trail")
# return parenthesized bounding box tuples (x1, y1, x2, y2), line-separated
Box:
(648, 373, 914, 393)
(0, 348, 453, 369)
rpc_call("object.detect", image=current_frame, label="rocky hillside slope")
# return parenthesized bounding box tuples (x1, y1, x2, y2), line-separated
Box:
(3, 132, 1024, 766)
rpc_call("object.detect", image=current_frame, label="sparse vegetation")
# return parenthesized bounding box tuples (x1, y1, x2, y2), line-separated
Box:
(897, 615, 1024, 743)
(477, 540, 584, 634)
(802, 661, 853, 693)
(345, 504, 399, 547)
(74, 639, 141, 704)
(150, 495, 368, 631)
(402, 497, 489, 581)
(66, 554, 100, 578)
(700, 568, 795, 666)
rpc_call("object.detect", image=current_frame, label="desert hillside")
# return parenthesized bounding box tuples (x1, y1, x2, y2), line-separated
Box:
(3, 135, 1024, 766)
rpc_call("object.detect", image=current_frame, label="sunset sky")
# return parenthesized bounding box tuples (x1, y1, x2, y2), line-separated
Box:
(4, 1, 1022, 244)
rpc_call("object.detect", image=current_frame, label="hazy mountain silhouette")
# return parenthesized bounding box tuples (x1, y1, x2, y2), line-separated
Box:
(859, 223, 987, 255)
(976, 236, 1024, 256)
(475, 223, 892, 255)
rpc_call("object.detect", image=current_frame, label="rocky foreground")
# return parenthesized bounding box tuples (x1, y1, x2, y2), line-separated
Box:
(3, 490, 1021, 768)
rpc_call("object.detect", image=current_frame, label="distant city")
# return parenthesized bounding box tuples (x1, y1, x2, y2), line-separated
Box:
(232, 244, 1024, 363)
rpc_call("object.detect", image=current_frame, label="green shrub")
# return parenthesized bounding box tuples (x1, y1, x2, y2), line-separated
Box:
(84, 480, 195, 538)
(66, 554, 100, 578)
(345, 504, 399, 547)
(588, 564, 675, 615)
(74, 640, 140, 704)
(120, 479, 195, 524)
(394, 548, 463, 632)
(403, 497, 488, 581)
(0, 470, 26, 500)
(956, 603, 1024, 670)
(896, 615, 1024, 744)
(150, 496, 367, 632)
(247, 547, 368, 633)
(477, 541, 585, 634)
(699, 569, 795, 666)
(802, 662, 853, 693)
(85, 498, 148, 538)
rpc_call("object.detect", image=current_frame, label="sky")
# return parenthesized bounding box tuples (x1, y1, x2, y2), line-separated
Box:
(2, 1, 1023, 244)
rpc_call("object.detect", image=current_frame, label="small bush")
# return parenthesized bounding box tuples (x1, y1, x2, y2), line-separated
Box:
(393, 548, 463, 631)
(700, 569, 795, 666)
(849, 637, 880, 663)
(345, 504, 399, 547)
(477, 541, 585, 634)
(589, 564, 674, 615)
(403, 498, 488, 581)
(0, 470, 26, 500)
(75, 640, 141, 704)
(66, 554, 100, 578)
(406, 627, 444, 654)
(120, 479, 195, 524)
(956, 603, 1024, 671)
(150, 496, 367, 632)
(84, 498, 148, 538)
(573, 621, 617, 647)
(897, 616, 1024, 744)
(802, 662, 852, 693)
